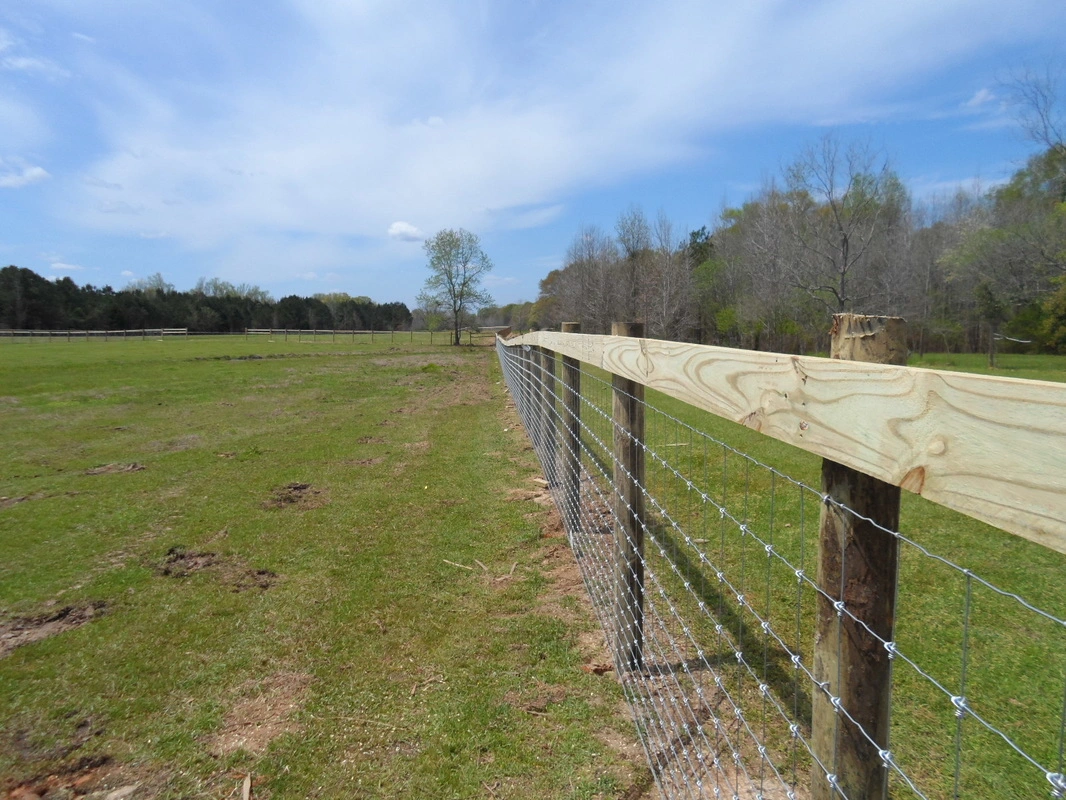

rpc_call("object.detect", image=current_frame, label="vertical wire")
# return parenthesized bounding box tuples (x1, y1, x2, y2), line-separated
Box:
(953, 572, 974, 800)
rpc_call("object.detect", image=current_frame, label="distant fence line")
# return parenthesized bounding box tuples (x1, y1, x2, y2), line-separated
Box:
(0, 328, 188, 340)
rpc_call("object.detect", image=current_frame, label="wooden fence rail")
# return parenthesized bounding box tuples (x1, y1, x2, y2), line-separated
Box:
(501, 324, 1066, 555)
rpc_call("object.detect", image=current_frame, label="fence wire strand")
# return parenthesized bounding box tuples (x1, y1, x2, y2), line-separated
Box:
(498, 340, 1066, 800)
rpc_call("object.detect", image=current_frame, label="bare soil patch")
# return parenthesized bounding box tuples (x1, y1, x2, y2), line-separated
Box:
(0, 492, 46, 510)
(356, 436, 385, 444)
(157, 546, 218, 577)
(262, 482, 327, 510)
(504, 682, 568, 716)
(84, 463, 144, 476)
(0, 602, 108, 658)
(2, 753, 174, 800)
(208, 671, 313, 757)
(155, 547, 278, 593)
(344, 457, 385, 467)
(506, 487, 553, 507)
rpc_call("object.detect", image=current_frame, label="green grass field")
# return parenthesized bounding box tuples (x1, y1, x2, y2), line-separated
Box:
(3, 339, 1064, 800)
(0, 337, 647, 799)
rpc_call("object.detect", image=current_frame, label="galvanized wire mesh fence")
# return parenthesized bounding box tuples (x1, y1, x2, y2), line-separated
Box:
(497, 338, 1066, 800)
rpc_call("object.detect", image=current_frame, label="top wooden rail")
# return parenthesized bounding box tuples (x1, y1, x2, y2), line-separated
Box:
(499, 331, 1066, 555)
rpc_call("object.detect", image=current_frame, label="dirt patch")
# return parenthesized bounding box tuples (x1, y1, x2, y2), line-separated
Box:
(208, 671, 313, 757)
(262, 482, 328, 510)
(0, 602, 107, 658)
(403, 440, 430, 453)
(506, 487, 554, 506)
(356, 436, 385, 444)
(157, 546, 218, 577)
(2, 754, 175, 800)
(155, 547, 278, 593)
(504, 682, 568, 715)
(84, 463, 145, 476)
(0, 492, 46, 510)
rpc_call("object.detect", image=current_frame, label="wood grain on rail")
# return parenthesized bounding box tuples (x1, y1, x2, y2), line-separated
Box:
(501, 332, 1066, 554)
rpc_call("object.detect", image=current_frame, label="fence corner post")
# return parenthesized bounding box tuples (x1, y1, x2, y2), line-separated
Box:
(611, 321, 646, 672)
(811, 313, 907, 800)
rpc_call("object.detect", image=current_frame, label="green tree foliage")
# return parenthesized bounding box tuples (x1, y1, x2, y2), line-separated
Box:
(0, 266, 410, 333)
(418, 228, 493, 345)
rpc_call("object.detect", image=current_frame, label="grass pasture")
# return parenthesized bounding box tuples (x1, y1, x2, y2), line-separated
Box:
(0, 337, 647, 799)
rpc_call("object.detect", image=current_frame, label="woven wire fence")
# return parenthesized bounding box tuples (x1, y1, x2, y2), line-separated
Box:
(497, 339, 1066, 800)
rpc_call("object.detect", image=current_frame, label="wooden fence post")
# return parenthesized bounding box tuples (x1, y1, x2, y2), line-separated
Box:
(611, 321, 646, 671)
(561, 323, 582, 533)
(811, 313, 907, 800)
(539, 344, 558, 486)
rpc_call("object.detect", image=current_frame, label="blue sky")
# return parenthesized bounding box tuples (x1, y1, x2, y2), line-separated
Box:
(1, 1, 1063, 307)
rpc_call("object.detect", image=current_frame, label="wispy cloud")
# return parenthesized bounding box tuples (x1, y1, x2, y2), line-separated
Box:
(388, 221, 423, 242)
(964, 88, 996, 108)
(0, 160, 49, 188)
(50, 261, 83, 271)
(2, 56, 70, 80)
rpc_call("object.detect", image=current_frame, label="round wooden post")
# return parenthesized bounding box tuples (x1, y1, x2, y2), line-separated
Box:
(812, 314, 906, 800)
(538, 345, 558, 486)
(611, 321, 646, 672)
(561, 323, 582, 533)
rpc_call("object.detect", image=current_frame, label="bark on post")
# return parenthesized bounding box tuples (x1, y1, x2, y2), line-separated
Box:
(561, 323, 582, 535)
(611, 321, 646, 672)
(812, 313, 906, 800)
(539, 345, 558, 486)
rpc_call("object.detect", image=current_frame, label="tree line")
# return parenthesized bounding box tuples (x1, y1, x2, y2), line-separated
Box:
(525, 72, 1066, 357)
(0, 267, 411, 333)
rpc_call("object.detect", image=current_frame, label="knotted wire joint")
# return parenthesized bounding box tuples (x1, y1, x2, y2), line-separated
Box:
(1046, 772, 1066, 798)
(884, 640, 898, 659)
(950, 695, 969, 718)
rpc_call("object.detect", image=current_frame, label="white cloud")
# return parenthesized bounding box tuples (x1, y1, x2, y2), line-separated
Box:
(50, 261, 83, 271)
(72, 33, 96, 44)
(46, 0, 1066, 295)
(121, 269, 135, 277)
(0, 162, 49, 188)
(388, 221, 424, 242)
